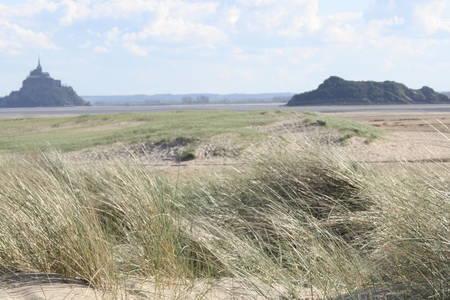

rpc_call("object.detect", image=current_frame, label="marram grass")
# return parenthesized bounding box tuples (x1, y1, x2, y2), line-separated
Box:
(0, 141, 448, 298)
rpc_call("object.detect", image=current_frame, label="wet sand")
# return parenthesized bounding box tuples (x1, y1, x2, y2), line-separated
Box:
(1, 103, 450, 118)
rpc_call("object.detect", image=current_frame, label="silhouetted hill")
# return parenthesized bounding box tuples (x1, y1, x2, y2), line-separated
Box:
(0, 61, 88, 108)
(287, 76, 450, 106)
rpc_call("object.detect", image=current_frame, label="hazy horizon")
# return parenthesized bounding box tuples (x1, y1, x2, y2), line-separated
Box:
(1, 0, 450, 96)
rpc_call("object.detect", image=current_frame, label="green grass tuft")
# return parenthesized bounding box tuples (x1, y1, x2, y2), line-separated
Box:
(304, 112, 382, 143)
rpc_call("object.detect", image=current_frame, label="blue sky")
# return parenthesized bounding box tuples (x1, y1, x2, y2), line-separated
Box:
(0, 0, 449, 95)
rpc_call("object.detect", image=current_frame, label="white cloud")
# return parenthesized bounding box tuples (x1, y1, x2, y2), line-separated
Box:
(278, 0, 322, 37)
(0, 0, 58, 18)
(133, 1, 224, 45)
(55, 0, 226, 53)
(366, 0, 450, 36)
(227, 7, 240, 26)
(93, 46, 109, 54)
(124, 43, 149, 57)
(0, 20, 56, 54)
(59, 0, 91, 26)
(0, 1, 59, 54)
(228, 0, 323, 37)
(1, 0, 449, 62)
(100, 1, 227, 55)
(230, 46, 318, 66)
(123, 17, 226, 46)
(236, 0, 278, 8)
(56, 0, 220, 24)
(105, 27, 121, 44)
(413, 0, 450, 34)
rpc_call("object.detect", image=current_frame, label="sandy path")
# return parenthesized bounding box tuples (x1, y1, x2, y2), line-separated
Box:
(0, 275, 319, 299)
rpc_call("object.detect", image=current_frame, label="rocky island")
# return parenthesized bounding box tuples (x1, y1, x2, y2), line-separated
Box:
(287, 76, 450, 106)
(0, 60, 89, 108)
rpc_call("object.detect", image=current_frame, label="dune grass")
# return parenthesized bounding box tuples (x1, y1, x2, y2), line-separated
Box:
(0, 137, 447, 298)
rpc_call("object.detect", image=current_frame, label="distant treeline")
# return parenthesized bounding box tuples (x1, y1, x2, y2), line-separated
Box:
(83, 93, 293, 106)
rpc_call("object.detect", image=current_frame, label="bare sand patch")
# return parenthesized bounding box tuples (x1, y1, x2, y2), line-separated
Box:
(0, 277, 320, 300)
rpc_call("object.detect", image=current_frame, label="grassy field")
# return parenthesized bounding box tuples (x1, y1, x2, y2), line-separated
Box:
(0, 111, 288, 152)
(0, 110, 381, 153)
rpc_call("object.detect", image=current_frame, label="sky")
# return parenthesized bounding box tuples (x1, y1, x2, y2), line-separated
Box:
(0, 0, 449, 96)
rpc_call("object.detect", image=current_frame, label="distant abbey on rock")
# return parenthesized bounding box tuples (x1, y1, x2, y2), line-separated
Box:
(0, 60, 89, 108)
